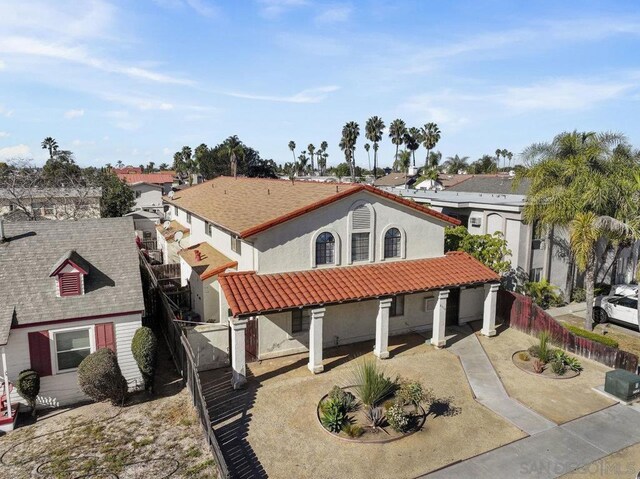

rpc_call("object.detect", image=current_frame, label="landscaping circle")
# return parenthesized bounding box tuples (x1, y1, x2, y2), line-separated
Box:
(512, 351, 580, 379)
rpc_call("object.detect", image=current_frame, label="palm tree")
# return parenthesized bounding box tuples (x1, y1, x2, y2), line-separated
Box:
(495, 149, 503, 169)
(394, 150, 411, 173)
(365, 116, 385, 180)
(342, 121, 360, 181)
(443, 155, 470, 174)
(158, 162, 169, 171)
(288, 141, 296, 164)
(404, 127, 422, 167)
(41, 137, 58, 159)
(519, 130, 632, 330)
(388, 119, 406, 169)
(307, 144, 316, 176)
(364, 143, 371, 171)
(297, 152, 309, 175)
(507, 151, 513, 169)
(421, 123, 441, 170)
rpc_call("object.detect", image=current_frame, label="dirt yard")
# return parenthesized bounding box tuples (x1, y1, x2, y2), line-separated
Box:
(0, 349, 216, 479)
(478, 327, 616, 424)
(203, 334, 526, 479)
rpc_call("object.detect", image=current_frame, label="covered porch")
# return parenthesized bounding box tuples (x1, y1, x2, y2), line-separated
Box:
(219, 251, 501, 389)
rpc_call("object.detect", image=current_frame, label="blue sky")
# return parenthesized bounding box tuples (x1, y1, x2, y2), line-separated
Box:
(1, 0, 639, 169)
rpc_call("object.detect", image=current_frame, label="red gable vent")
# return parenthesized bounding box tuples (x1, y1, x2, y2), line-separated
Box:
(59, 273, 81, 296)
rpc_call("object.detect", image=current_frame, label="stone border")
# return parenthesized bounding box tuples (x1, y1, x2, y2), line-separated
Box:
(315, 389, 427, 444)
(511, 351, 580, 380)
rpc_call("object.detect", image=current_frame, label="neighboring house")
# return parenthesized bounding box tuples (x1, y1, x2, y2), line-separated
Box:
(159, 176, 500, 388)
(0, 217, 145, 429)
(113, 166, 143, 175)
(414, 173, 476, 191)
(373, 172, 418, 189)
(0, 187, 102, 221)
(124, 210, 163, 240)
(117, 173, 175, 214)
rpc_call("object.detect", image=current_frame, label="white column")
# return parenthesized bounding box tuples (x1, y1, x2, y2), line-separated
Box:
(430, 290, 449, 348)
(1, 346, 11, 418)
(308, 308, 325, 374)
(482, 283, 500, 337)
(230, 318, 248, 389)
(374, 298, 393, 359)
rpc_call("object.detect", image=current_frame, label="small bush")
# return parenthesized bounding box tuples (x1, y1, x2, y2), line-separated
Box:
(518, 352, 530, 362)
(519, 280, 564, 309)
(532, 359, 545, 374)
(320, 398, 348, 433)
(131, 327, 158, 393)
(386, 403, 411, 433)
(396, 380, 432, 412)
(571, 288, 586, 303)
(528, 345, 541, 358)
(328, 386, 359, 413)
(352, 359, 397, 407)
(564, 356, 583, 372)
(16, 369, 40, 417)
(551, 359, 566, 376)
(537, 331, 553, 363)
(343, 424, 364, 438)
(565, 324, 619, 348)
(77, 348, 128, 405)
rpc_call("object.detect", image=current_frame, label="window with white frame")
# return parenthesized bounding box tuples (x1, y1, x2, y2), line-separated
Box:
(291, 309, 310, 334)
(315, 232, 335, 265)
(186, 212, 192, 224)
(350, 202, 373, 263)
(530, 267, 543, 282)
(205, 222, 212, 236)
(384, 228, 401, 259)
(231, 235, 242, 254)
(174, 205, 178, 216)
(351, 232, 370, 262)
(53, 328, 93, 372)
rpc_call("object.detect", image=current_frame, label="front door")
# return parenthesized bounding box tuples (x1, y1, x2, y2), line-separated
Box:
(245, 318, 259, 363)
(446, 288, 461, 326)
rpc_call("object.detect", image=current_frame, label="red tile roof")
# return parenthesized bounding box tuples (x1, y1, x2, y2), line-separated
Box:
(118, 173, 175, 185)
(219, 252, 499, 317)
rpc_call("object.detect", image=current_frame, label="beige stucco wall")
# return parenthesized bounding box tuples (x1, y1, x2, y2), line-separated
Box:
(131, 183, 163, 211)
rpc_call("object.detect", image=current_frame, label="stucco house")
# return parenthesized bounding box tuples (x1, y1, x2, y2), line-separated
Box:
(117, 173, 175, 215)
(158, 176, 501, 388)
(0, 187, 102, 221)
(0, 218, 145, 430)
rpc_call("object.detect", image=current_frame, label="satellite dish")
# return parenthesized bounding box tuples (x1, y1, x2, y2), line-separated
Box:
(168, 191, 175, 199)
(163, 221, 171, 230)
(174, 231, 184, 242)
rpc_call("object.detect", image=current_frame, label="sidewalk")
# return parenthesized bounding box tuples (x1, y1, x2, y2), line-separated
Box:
(546, 302, 587, 319)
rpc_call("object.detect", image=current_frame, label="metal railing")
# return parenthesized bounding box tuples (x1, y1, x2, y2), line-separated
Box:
(139, 251, 230, 478)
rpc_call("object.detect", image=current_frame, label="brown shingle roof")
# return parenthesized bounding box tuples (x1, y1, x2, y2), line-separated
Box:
(178, 242, 237, 280)
(164, 176, 459, 238)
(219, 251, 499, 317)
(156, 220, 190, 242)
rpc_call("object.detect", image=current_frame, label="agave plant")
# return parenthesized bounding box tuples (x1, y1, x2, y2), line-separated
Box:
(364, 406, 385, 429)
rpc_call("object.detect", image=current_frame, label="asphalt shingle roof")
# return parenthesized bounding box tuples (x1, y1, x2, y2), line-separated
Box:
(0, 218, 145, 333)
(445, 175, 531, 195)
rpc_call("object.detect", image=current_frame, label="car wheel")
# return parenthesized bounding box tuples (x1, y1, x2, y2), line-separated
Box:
(593, 308, 608, 324)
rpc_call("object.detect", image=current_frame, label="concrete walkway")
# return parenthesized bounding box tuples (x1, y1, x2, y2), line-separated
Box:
(424, 403, 640, 479)
(547, 302, 587, 319)
(448, 330, 556, 435)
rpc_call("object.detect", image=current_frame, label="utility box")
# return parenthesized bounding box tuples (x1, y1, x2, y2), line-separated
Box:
(604, 369, 640, 401)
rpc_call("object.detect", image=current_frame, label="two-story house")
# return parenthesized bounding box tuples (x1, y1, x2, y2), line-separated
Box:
(117, 173, 175, 215)
(159, 176, 500, 388)
(0, 187, 102, 221)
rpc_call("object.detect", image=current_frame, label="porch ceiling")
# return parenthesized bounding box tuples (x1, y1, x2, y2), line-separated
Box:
(219, 251, 499, 317)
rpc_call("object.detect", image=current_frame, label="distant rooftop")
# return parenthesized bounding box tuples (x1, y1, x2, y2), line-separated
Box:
(386, 187, 526, 210)
(0, 187, 102, 199)
(445, 174, 530, 195)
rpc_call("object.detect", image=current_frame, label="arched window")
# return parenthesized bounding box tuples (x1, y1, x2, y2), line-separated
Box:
(315, 232, 335, 265)
(384, 228, 401, 259)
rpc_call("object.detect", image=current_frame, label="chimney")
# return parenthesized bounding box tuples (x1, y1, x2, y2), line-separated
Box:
(0, 219, 5, 242)
(194, 249, 202, 262)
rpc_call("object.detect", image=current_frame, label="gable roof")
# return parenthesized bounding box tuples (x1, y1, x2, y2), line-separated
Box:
(373, 173, 417, 187)
(49, 250, 90, 276)
(117, 173, 174, 185)
(219, 251, 499, 317)
(164, 176, 459, 238)
(0, 218, 145, 330)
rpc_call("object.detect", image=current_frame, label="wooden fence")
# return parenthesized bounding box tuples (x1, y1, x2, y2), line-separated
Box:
(497, 290, 639, 372)
(139, 252, 230, 478)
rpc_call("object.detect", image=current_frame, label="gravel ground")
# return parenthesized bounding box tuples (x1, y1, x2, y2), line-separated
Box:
(478, 327, 616, 424)
(207, 334, 525, 479)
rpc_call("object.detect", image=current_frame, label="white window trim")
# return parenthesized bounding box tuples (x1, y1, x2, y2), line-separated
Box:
(380, 224, 406, 261)
(49, 325, 96, 375)
(347, 200, 375, 265)
(310, 229, 341, 268)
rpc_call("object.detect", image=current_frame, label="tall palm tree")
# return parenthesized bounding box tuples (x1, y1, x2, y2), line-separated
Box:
(319, 141, 328, 175)
(365, 116, 385, 180)
(519, 130, 632, 329)
(394, 150, 411, 173)
(342, 121, 360, 181)
(307, 144, 316, 175)
(288, 141, 296, 164)
(404, 127, 422, 167)
(388, 119, 406, 169)
(364, 143, 371, 171)
(421, 123, 441, 170)
(297, 152, 309, 175)
(41, 137, 58, 159)
(495, 149, 502, 169)
(443, 155, 469, 174)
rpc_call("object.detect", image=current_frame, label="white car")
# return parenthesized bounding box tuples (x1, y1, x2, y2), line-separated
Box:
(593, 295, 640, 330)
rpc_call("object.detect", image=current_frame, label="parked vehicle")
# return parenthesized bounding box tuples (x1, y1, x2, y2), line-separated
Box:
(593, 295, 640, 330)
(611, 284, 638, 297)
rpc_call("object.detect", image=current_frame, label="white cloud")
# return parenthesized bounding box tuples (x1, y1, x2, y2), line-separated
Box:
(102, 93, 175, 111)
(0, 105, 14, 117)
(64, 108, 85, 119)
(0, 144, 31, 160)
(315, 5, 352, 24)
(257, 0, 308, 19)
(226, 85, 340, 103)
(153, 0, 219, 18)
(0, 131, 9, 138)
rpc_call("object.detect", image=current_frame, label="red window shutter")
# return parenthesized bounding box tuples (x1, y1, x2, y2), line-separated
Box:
(28, 331, 52, 377)
(59, 273, 81, 296)
(95, 323, 116, 352)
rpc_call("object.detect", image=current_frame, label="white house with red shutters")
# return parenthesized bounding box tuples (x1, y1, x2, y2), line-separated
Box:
(0, 217, 145, 430)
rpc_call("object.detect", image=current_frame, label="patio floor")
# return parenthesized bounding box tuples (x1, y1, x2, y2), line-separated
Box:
(200, 333, 526, 479)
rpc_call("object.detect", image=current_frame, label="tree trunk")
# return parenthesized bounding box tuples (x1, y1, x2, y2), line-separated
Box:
(373, 147, 377, 180)
(425, 148, 431, 170)
(584, 263, 595, 331)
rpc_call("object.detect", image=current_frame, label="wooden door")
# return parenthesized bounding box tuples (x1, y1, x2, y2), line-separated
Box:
(245, 318, 259, 363)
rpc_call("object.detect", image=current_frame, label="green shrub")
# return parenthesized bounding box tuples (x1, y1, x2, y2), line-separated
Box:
(528, 345, 541, 358)
(328, 386, 359, 413)
(519, 280, 564, 309)
(571, 288, 586, 303)
(131, 327, 158, 393)
(77, 348, 128, 405)
(343, 423, 364, 438)
(320, 398, 348, 433)
(16, 369, 40, 417)
(364, 406, 385, 428)
(396, 380, 432, 412)
(537, 330, 553, 363)
(551, 359, 566, 376)
(352, 359, 397, 407)
(386, 403, 410, 433)
(565, 324, 619, 348)
(564, 356, 583, 372)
